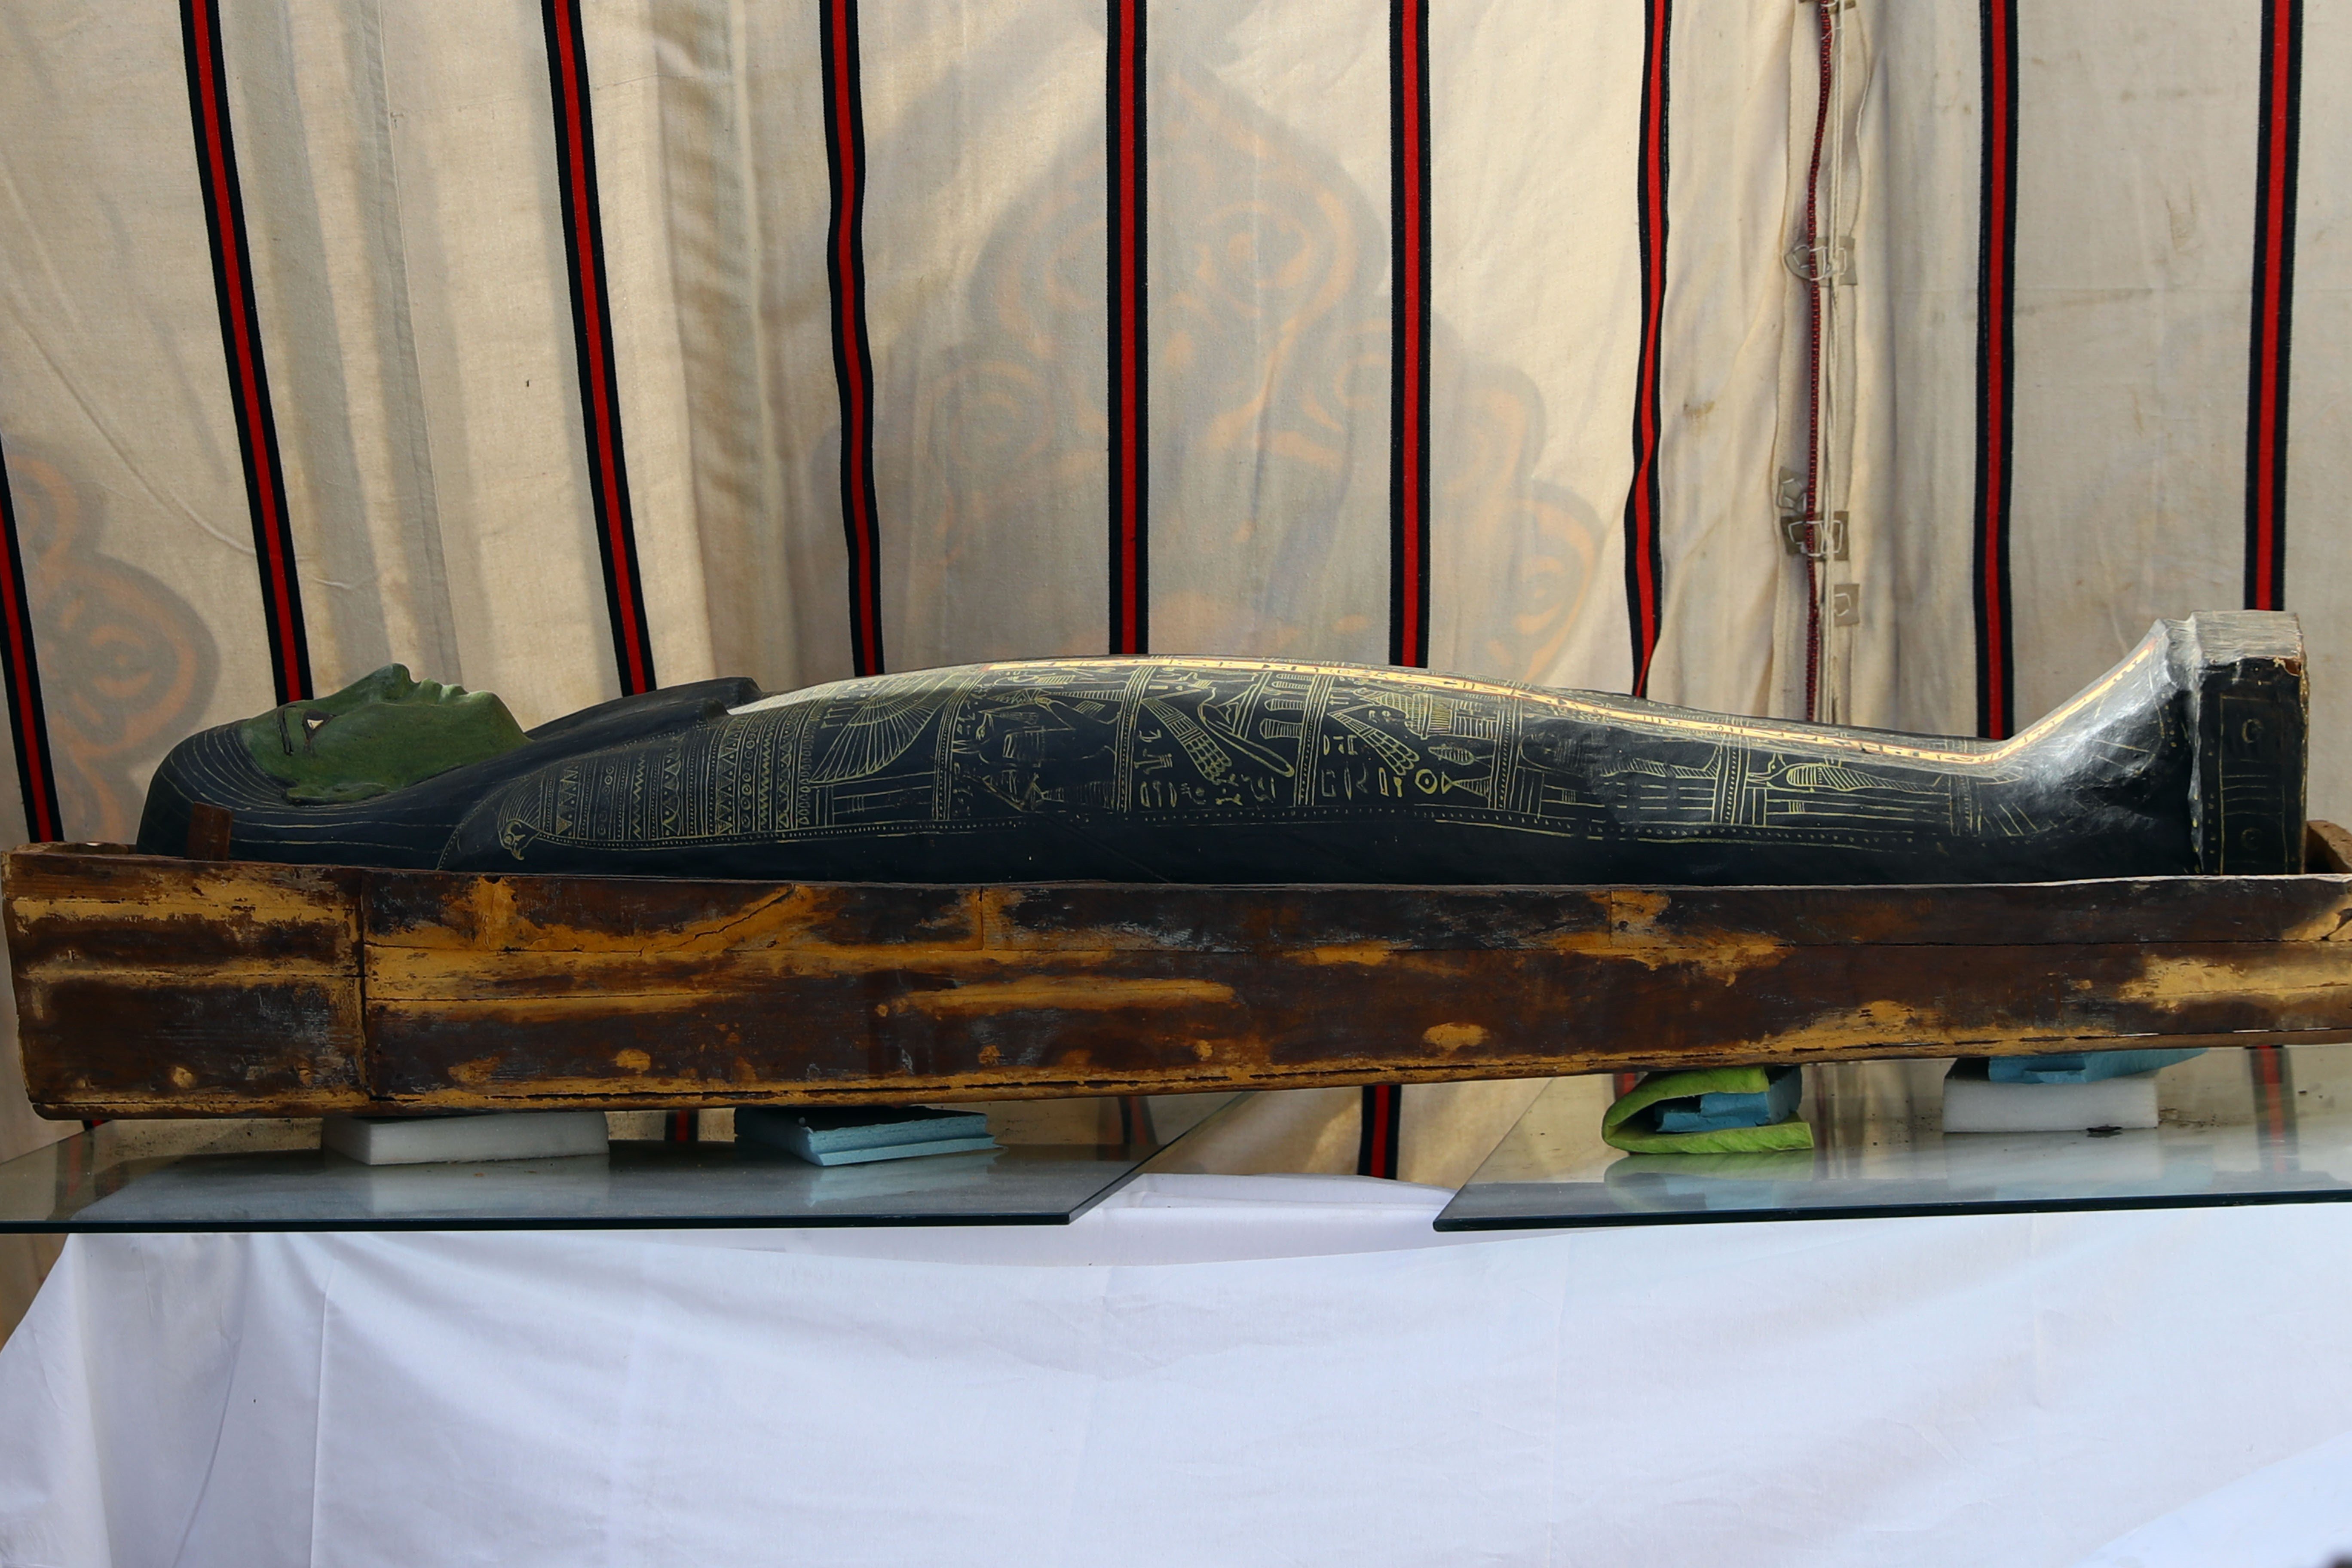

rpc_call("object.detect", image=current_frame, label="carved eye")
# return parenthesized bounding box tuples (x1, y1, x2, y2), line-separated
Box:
(276, 707, 309, 755)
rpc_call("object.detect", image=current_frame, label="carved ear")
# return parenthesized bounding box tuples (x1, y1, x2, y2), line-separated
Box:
(286, 778, 392, 804)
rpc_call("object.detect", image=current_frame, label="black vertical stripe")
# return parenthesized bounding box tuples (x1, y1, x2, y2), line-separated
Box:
(1107, 1, 1159, 1156)
(1356, 1081, 1403, 1182)
(1795, 1, 1835, 722)
(1107, 0, 1149, 655)
(1387, 0, 1430, 671)
(2245, 0, 2303, 612)
(182, 0, 311, 706)
(543, 0, 659, 695)
(0, 447, 60, 841)
(821, 0, 887, 677)
(1368, 1, 1433, 1179)
(1971, 0, 2019, 740)
(1621, 0, 1670, 697)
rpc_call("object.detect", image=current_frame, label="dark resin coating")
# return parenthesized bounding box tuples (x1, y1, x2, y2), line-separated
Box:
(138, 613, 2306, 885)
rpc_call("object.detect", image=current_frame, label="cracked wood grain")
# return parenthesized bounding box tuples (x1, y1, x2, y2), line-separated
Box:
(12, 841, 2352, 1118)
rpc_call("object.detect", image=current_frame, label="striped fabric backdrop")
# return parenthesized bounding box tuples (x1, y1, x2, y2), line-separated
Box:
(0, 0, 2342, 1174)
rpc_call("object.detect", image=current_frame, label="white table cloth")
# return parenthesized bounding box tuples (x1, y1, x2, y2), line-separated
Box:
(4, 1174, 2351, 1568)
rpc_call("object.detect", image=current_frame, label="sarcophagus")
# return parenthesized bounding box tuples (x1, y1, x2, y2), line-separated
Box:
(9, 609, 2328, 1119)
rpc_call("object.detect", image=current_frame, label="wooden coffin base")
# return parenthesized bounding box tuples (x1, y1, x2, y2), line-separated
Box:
(12, 830, 2352, 1119)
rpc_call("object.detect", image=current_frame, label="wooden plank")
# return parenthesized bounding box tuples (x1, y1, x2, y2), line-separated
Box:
(366, 872, 2352, 961)
(18, 844, 2352, 1117)
(997, 878, 2352, 950)
(363, 942, 2352, 1110)
(6, 845, 368, 1117)
(358, 866, 2352, 1111)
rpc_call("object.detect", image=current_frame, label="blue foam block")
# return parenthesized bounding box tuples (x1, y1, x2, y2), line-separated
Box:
(1652, 1065, 1804, 1133)
(1986, 1048, 2205, 1084)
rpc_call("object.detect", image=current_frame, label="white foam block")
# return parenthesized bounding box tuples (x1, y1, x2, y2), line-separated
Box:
(1940, 1063, 2160, 1134)
(322, 1111, 610, 1166)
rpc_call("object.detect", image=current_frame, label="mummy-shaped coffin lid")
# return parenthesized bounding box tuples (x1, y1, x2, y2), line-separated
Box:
(138, 612, 2307, 885)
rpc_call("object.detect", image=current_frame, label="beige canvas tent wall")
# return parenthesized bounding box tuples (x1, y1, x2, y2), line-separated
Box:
(0, 1, 2338, 1326)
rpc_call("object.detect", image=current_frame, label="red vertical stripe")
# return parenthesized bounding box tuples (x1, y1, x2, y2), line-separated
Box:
(543, 0, 658, 695)
(1357, 1082, 1401, 1182)
(0, 450, 59, 841)
(2245, 0, 2302, 612)
(1106, 3, 1165, 1159)
(1107, 0, 1148, 655)
(2248, 1045, 2293, 1175)
(822, 0, 885, 676)
(1388, 0, 1430, 671)
(1621, 0, 1670, 695)
(182, 0, 310, 706)
(1972, 0, 2018, 739)
(1368, 1, 1433, 1179)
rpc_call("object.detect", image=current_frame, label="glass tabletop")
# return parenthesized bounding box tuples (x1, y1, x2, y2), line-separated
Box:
(0, 1099, 1225, 1233)
(1436, 1044, 2352, 1230)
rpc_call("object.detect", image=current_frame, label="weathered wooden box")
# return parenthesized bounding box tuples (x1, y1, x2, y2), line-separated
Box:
(11, 836, 2352, 1119)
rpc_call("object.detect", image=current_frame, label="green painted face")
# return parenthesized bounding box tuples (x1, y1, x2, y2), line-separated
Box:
(239, 665, 528, 803)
